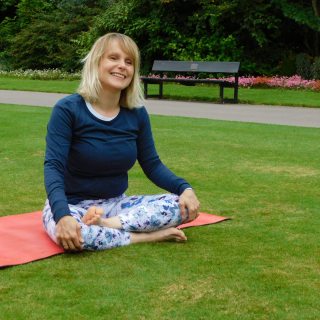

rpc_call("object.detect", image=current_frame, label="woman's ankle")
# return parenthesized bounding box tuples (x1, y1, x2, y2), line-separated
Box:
(102, 216, 122, 229)
(130, 228, 187, 244)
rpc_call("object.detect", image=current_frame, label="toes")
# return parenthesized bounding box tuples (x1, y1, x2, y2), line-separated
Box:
(87, 206, 97, 216)
(81, 206, 97, 223)
(81, 206, 104, 226)
(96, 207, 104, 216)
(177, 234, 187, 242)
(176, 230, 187, 242)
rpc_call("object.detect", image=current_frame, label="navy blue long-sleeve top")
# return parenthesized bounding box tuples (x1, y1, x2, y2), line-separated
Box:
(44, 94, 191, 223)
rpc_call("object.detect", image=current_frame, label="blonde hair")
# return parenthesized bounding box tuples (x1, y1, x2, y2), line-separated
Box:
(77, 33, 144, 108)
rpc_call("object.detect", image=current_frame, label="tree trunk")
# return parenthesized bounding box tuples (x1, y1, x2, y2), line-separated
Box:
(311, 0, 320, 16)
(311, 0, 320, 55)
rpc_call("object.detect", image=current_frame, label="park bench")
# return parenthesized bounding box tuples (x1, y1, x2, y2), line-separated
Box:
(140, 60, 240, 103)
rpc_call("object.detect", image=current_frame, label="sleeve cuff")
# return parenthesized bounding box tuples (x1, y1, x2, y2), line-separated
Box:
(178, 183, 192, 195)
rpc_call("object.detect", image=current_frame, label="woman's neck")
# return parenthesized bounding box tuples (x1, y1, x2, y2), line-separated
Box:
(93, 90, 121, 117)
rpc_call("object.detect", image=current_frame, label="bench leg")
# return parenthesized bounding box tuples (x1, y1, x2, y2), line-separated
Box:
(159, 82, 163, 99)
(219, 84, 224, 103)
(220, 83, 239, 104)
(143, 82, 148, 98)
(234, 75, 239, 103)
(234, 86, 239, 103)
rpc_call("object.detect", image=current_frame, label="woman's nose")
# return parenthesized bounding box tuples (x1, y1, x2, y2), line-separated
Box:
(118, 59, 126, 68)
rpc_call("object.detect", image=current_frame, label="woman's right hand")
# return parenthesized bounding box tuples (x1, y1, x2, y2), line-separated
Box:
(56, 215, 84, 251)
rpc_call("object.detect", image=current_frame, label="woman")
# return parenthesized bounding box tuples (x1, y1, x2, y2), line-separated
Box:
(43, 33, 200, 251)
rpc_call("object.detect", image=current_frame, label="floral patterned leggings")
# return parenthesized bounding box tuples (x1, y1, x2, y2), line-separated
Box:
(43, 193, 187, 251)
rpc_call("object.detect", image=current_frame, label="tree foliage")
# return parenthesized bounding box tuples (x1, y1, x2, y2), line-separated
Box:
(273, 0, 320, 56)
(0, 0, 105, 70)
(75, 0, 283, 74)
(0, 0, 320, 75)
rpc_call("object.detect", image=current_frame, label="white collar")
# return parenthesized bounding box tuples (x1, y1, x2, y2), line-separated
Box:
(85, 101, 119, 121)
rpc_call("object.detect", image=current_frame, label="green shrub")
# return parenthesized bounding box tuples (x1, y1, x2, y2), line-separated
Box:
(311, 56, 320, 80)
(0, 69, 81, 80)
(276, 53, 296, 76)
(296, 53, 312, 79)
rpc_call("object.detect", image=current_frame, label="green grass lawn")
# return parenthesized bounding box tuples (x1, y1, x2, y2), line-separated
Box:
(0, 77, 79, 94)
(146, 84, 320, 107)
(0, 76, 319, 107)
(0, 103, 319, 319)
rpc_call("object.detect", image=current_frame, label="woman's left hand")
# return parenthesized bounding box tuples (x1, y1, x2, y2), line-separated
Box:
(179, 189, 200, 222)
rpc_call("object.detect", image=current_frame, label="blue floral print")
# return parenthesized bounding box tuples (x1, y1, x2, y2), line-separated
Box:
(42, 193, 184, 251)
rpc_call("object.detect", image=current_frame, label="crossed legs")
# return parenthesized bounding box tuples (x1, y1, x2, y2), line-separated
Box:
(82, 206, 187, 243)
(43, 193, 188, 251)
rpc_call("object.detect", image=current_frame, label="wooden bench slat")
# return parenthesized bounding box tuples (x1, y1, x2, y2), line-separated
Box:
(152, 60, 240, 74)
(141, 60, 240, 103)
(140, 77, 233, 86)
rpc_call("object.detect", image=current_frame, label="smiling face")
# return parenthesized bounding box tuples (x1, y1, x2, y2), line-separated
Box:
(98, 39, 135, 94)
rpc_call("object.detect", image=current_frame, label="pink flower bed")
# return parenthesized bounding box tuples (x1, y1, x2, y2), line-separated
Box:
(206, 75, 320, 91)
(144, 74, 320, 91)
(233, 75, 319, 91)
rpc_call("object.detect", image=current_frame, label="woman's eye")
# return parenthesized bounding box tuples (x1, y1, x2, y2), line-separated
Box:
(126, 60, 133, 65)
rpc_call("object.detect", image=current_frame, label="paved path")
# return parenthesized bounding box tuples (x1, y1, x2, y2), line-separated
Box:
(1, 90, 319, 128)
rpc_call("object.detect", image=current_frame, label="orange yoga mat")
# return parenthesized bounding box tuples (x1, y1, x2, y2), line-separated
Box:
(178, 212, 229, 229)
(0, 211, 229, 268)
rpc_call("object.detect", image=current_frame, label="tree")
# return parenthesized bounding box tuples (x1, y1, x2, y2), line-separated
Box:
(273, 0, 320, 56)
(0, 0, 106, 70)
(76, 0, 284, 74)
(0, 0, 18, 22)
(1, 0, 320, 75)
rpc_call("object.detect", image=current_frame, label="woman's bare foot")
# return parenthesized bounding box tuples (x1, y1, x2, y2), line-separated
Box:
(130, 227, 187, 244)
(81, 206, 104, 226)
(81, 206, 123, 229)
